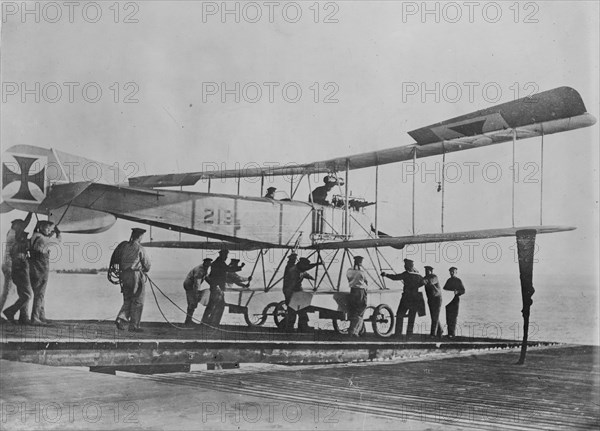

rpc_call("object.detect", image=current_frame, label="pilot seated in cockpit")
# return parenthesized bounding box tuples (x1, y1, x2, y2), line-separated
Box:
(310, 176, 337, 205)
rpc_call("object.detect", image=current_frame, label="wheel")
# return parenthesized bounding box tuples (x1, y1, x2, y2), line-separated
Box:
(259, 302, 279, 327)
(372, 304, 395, 337)
(332, 318, 350, 334)
(263, 302, 279, 316)
(273, 301, 289, 328)
(243, 303, 269, 327)
(363, 306, 376, 322)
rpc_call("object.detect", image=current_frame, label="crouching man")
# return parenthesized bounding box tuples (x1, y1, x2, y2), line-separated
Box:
(183, 258, 212, 325)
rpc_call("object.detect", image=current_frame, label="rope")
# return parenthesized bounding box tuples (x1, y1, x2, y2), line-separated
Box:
(146, 275, 193, 330)
(145, 274, 214, 329)
(144, 274, 306, 336)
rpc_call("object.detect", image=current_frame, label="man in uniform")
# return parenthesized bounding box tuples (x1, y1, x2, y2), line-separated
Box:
(283, 253, 298, 277)
(310, 176, 336, 205)
(381, 258, 425, 338)
(443, 266, 465, 338)
(1, 213, 32, 320)
(183, 258, 212, 325)
(2, 230, 33, 324)
(346, 255, 368, 337)
(225, 259, 252, 288)
(280, 252, 298, 330)
(282, 257, 316, 332)
(29, 220, 61, 325)
(115, 228, 151, 332)
(201, 248, 236, 326)
(264, 187, 277, 199)
(424, 265, 443, 338)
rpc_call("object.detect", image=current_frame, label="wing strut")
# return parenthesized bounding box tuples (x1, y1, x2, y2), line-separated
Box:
(441, 142, 446, 233)
(374, 248, 388, 289)
(539, 126, 545, 225)
(512, 129, 517, 227)
(374, 164, 379, 237)
(307, 174, 316, 209)
(344, 158, 349, 238)
(412, 147, 416, 235)
(260, 175, 264, 196)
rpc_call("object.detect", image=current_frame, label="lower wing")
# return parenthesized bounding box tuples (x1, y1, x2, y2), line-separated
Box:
(314, 225, 574, 250)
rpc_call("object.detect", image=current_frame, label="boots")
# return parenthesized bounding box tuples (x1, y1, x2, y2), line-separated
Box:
(184, 307, 195, 326)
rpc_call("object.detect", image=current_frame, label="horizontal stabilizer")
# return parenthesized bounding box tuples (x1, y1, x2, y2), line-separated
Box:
(39, 182, 92, 211)
(313, 225, 575, 250)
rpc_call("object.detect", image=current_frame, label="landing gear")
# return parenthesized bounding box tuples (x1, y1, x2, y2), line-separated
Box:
(273, 301, 289, 329)
(371, 304, 394, 337)
(332, 318, 350, 334)
(243, 307, 268, 327)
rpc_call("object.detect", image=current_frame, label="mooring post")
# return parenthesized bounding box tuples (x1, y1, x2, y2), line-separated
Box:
(516, 229, 537, 365)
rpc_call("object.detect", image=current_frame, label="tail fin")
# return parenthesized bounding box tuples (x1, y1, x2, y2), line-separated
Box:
(2, 145, 123, 232)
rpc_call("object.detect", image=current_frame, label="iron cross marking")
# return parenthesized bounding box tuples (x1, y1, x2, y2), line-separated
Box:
(2, 155, 46, 201)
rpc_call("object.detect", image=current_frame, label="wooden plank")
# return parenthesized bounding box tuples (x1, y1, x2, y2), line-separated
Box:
(134, 345, 599, 430)
(0, 320, 555, 367)
(0, 345, 597, 430)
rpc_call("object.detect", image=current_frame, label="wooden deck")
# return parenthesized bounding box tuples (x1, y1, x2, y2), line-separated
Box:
(0, 344, 597, 430)
(1, 319, 557, 368)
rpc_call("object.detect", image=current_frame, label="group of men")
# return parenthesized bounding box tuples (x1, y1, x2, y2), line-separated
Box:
(1, 214, 62, 326)
(260, 252, 466, 339)
(2, 219, 465, 338)
(109, 231, 464, 338)
(187, 248, 251, 327)
(381, 258, 465, 338)
(111, 229, 252, 332)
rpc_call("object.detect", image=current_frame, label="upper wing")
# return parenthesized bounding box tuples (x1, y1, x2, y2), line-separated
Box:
(128, 86, 596, 188)
(312, 225, 575, 250)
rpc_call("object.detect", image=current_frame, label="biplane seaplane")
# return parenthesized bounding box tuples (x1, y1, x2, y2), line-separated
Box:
(1, 86, 596, 338)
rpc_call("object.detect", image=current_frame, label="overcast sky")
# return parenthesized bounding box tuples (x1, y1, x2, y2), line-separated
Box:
(1, 1, 598, 276)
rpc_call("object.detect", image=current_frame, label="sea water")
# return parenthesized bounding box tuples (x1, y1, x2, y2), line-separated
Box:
(9, 270, 598, 345)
